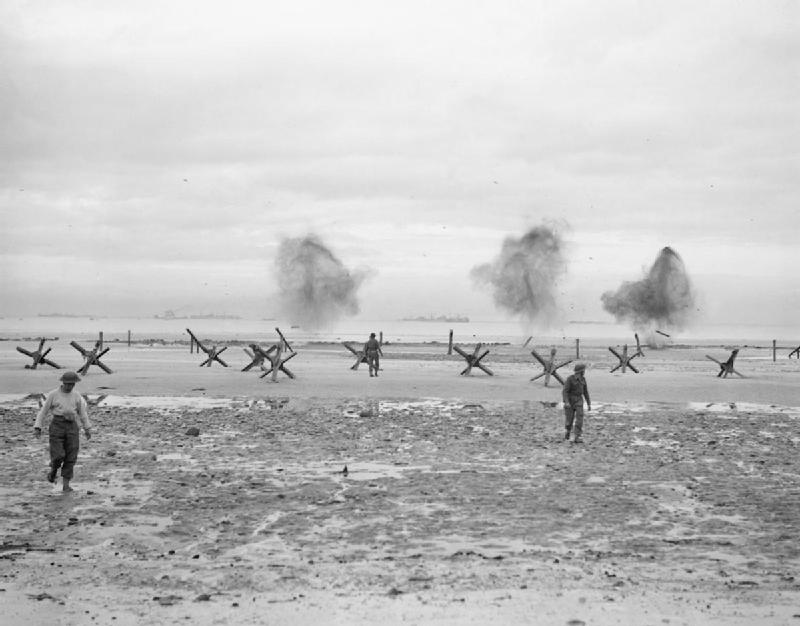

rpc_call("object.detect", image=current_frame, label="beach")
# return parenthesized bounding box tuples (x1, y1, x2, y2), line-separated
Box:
(1, 333, 799, 625)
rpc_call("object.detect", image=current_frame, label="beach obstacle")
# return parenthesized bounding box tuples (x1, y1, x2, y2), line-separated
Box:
(633, 333, 645, 358)
(343, 342, 368, 370)
(17, 338, 61, 370)
(706, 349, 744, 378)
(530, 347, 572, 386)
(24, 392, 47, 407)
(72, 335, 113, 375)
(789, 345, 800, 359)
(275, 327, 294, 353)
(242, 343, 277, 372)
(259, 330, 297, 381)
(82, 394, 108, 407)
(259, 349, 297, 381)
(609, 344, 640, 374)
(452, 343, 494, 376)
(185, 328, 229, 367)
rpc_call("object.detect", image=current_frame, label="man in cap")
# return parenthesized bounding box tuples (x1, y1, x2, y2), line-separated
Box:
(34, 371, 92, 492)
(562, 362, 591, 443)
(363, 332, 383, 377)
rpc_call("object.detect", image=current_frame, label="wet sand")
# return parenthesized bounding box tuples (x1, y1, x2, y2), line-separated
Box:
(1, 340, 799, 625)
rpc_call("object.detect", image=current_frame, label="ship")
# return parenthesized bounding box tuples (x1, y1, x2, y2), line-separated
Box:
(154, 310, 241, 320)
(401, 314, 470, 323)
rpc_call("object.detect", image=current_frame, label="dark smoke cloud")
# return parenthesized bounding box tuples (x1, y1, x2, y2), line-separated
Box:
(470, 225, 567, 323)
(601, 246, 695, 331)
(274, 235, 369, 329)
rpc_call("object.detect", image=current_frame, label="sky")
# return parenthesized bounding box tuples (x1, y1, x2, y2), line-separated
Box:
(1, 0, 798, 330)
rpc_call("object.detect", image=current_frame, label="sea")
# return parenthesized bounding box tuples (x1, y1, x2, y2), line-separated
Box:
(2, 316, 798, 348)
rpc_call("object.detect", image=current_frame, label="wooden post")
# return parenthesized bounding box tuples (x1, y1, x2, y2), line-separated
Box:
(272, 341, 283, 383)
(379, 331, 383, 346)
(575, 338, 580, 360)
(127, 330, 131, 348)
(275, 327, 293, 353)
(522, 336, 532, 348)
(448, 329, 454, 355)
(99, 332, 104, 351)
(773, 339, 776, 362)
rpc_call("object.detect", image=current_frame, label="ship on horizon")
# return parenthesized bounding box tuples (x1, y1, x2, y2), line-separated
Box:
(38, 312, 100, 319)
(401, 314, 470, 323)
(154, 310, 241, 320)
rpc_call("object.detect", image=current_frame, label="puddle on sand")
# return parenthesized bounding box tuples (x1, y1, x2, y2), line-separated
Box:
(379, 399, 466, 413)
(630, 437, 680, 449)
(279, 461, 433, 482)
(0, 394, 291, 412)
(157, 452, 197, 463)
(687, 402, 800, 416)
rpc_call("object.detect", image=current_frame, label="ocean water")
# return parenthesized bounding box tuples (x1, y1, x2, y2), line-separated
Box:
(1, 316, 797, 347)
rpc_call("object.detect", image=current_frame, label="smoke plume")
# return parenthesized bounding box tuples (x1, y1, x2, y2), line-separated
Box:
(601, 246, 695, 331)
(274, 235, 368, 329)
(470, 226, 567, 323)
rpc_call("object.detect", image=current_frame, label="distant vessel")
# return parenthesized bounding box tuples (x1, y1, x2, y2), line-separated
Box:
(154, 310, 241, 320)
(401, 314, 470, 323)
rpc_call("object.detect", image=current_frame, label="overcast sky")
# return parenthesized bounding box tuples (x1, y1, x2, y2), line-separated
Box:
(1, 0, 798, 329)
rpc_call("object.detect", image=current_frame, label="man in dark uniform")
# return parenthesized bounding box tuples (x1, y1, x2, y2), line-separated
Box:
(363, 332, 383, 377)
(562, 362, 591, 443)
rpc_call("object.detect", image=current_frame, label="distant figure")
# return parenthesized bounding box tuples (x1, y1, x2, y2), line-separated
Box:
(33, 371, 92, 492)
(363, 332, 383, 377)
(562, 363, 591, 443)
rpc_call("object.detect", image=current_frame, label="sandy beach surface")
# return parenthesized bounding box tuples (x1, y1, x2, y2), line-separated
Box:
(1, 338, 799, 625)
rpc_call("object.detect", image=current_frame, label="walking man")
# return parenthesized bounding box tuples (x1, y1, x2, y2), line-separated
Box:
(34, 371, 92, 492)
(363, 332, 383, 377)
(562, 362, 591, 443)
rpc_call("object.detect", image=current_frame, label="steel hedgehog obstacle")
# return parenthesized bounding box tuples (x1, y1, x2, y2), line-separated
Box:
(530, 346, 572, 387)
(452, 342, 494, 376)
(71, 333, 113, 375)
(258, 328, 297, 382)
(17, 337, 61, 370)
(186, 328, 229, 367)
(706, 349, 744, 378)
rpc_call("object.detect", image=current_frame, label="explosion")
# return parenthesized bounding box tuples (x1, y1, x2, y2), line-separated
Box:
(471, 226, 567, 324)
(274, 235, 368, 329)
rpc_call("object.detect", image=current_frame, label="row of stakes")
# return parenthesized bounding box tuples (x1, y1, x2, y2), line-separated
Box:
(15, 328, 800, 385)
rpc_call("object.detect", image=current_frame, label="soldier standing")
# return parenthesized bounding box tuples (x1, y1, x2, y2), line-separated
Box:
(562, 363, 591, 443)
(363, 332, 383, 377)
